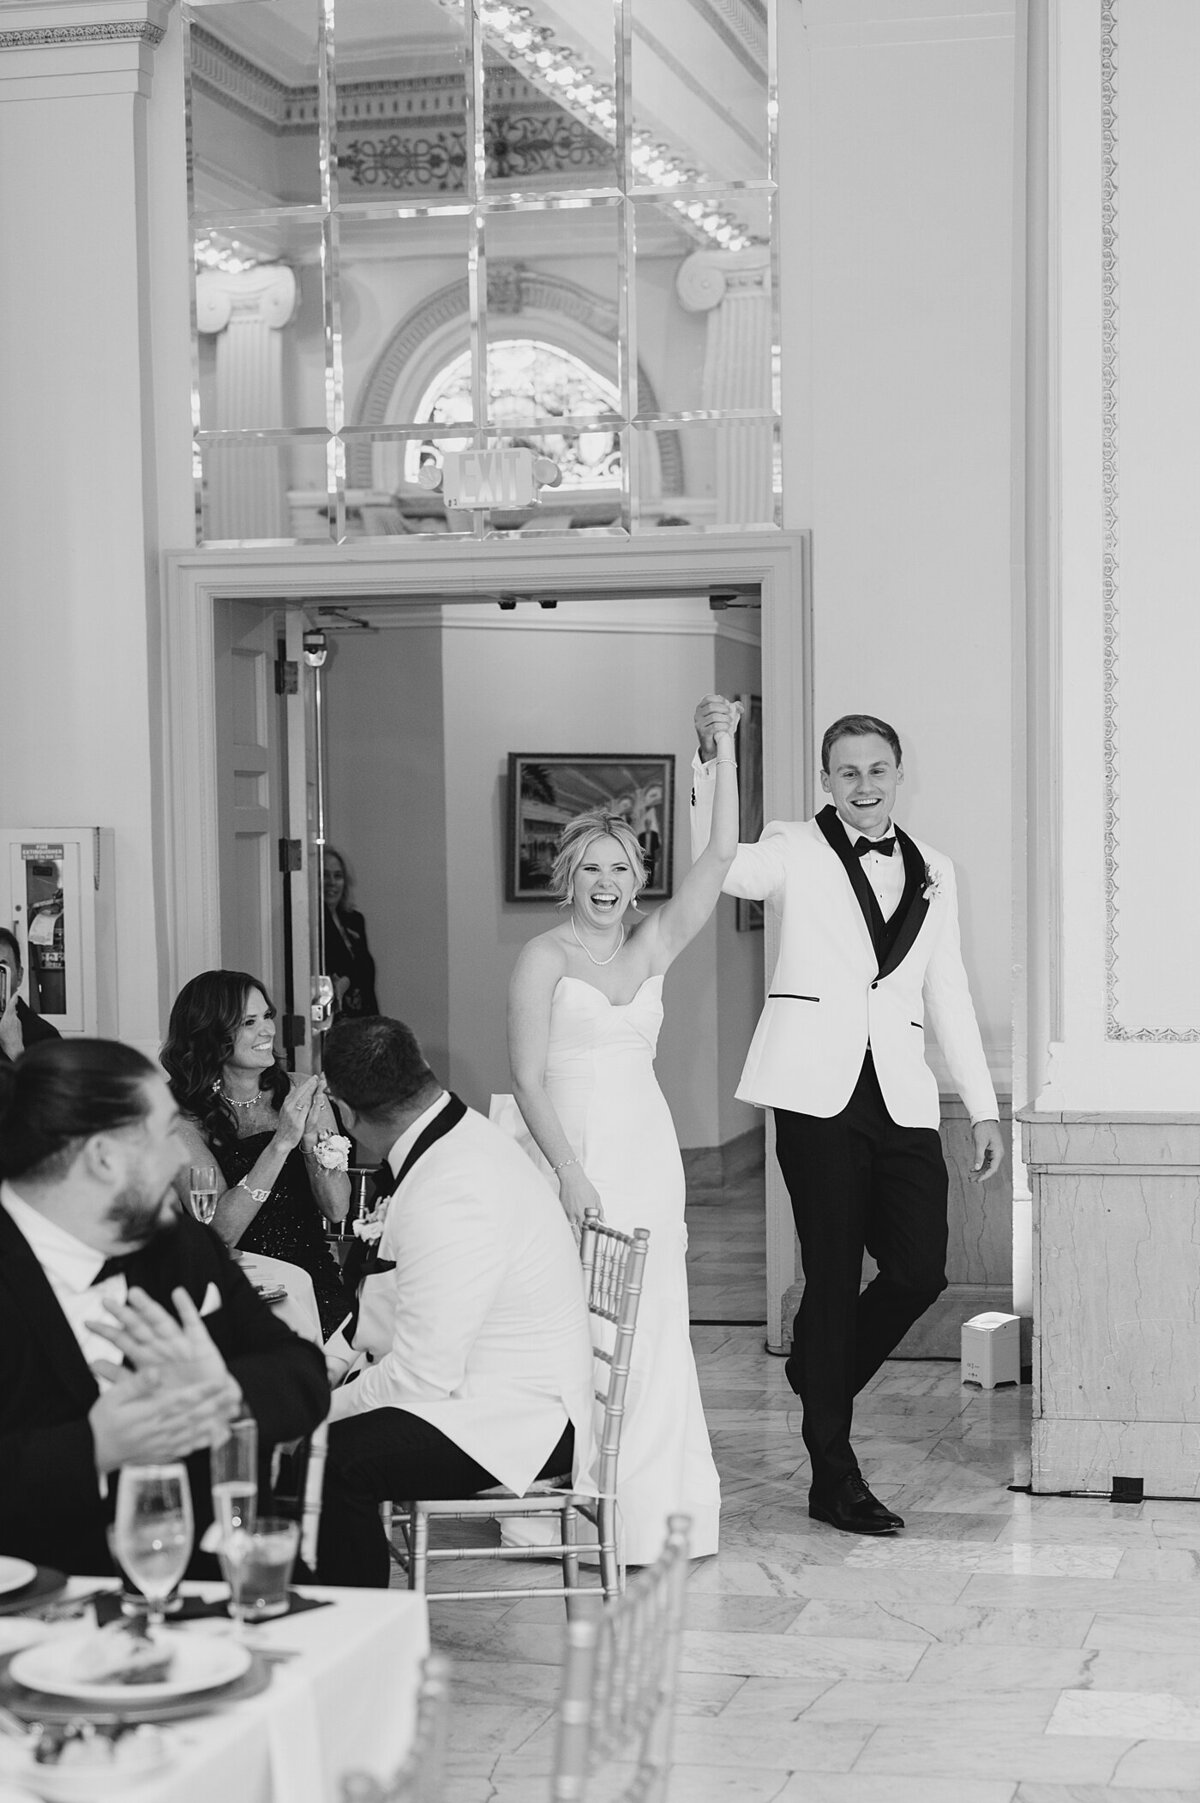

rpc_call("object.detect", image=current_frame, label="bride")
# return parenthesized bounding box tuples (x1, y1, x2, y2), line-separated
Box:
(500, 717, 740, 1564)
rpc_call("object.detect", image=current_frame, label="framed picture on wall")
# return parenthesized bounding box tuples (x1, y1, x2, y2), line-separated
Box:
(736, 695, 764, 932)
(506, 753, 676, 902)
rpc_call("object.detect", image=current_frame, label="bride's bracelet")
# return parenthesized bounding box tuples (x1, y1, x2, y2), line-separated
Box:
(552, 1154, 579, 1176)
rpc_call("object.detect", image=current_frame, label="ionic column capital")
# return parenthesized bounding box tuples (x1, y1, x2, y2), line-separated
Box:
(195, 265, 298, 336)
(675, 247, 771, 313)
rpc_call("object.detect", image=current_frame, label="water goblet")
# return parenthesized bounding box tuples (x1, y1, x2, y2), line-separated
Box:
(111, 1463, 194, 1633)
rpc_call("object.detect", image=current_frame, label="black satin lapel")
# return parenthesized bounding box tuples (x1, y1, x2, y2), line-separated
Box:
(877, 828, 930, 979)
(395, 1092, 468, 1187)
(0, 1208, 100, 1411)
(815, 805, 886, 960)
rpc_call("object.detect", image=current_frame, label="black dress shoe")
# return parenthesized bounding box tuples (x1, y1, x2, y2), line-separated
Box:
(808, 1475, 904, 1535)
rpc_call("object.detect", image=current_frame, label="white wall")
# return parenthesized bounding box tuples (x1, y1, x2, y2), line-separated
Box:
(1032, 0, 1200, 1109)
(0, 13, 193, 1059)
(779, 0, 1017, 1088)
(322, 619, 450, 1076)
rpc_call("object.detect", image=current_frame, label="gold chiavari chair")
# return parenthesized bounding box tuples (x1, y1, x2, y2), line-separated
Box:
(389, 1209, 649, 1607)
(340, 1652, 452, 1803)
(549, 1513, 691, 1803)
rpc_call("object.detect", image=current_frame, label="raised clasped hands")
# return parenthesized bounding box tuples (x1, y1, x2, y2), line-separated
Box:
(301, 1073, 338, 1153)
(276, 1072, 322, 1150)
(694, 693, 741, 762)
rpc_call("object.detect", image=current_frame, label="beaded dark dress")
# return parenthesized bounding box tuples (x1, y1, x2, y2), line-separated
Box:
(224, 1131, 349, 1339)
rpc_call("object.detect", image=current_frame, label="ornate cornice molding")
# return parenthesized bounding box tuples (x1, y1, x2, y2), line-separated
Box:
(0, 18, 163, 46)
(1100, 0, 1199, 1042)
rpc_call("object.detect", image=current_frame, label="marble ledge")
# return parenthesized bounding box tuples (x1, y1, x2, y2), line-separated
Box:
(1020, 1109, 1200, 1169)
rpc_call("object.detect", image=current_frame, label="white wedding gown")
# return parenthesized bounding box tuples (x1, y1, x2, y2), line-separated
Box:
(495, 973, 721, 1563)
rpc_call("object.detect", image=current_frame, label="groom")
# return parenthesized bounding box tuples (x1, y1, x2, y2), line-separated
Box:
(692, 699, 1003, 1534)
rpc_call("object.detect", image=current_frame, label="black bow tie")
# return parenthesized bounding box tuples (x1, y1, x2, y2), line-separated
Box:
(373, 1159, 401, 1201)
(90, 1249, 145, 1287)
(854, 835, 895, 858)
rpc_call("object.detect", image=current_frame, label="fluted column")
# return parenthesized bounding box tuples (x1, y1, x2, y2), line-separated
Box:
(196, 264, 297, 539)
(676, 248, 773, 525)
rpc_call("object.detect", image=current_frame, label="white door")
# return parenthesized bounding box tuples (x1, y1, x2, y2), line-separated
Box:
(212, 600, 316, 1069)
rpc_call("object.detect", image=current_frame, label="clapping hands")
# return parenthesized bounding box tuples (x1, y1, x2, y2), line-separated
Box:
(87, 1286, 243, 1472)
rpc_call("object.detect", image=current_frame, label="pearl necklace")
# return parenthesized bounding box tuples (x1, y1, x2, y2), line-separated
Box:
(570, 916, 625, 967)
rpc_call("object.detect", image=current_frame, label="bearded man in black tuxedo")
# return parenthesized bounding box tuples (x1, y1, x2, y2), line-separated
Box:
(0, 1037, 328, 1577)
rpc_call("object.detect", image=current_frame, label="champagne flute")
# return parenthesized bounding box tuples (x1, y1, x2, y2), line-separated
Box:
(111, 1464, 193, 1633)
(211, 1417, 258, 1548)
(189, 1165, 219, 1225)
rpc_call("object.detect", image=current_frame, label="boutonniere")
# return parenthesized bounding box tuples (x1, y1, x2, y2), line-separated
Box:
(352, 1198, 390, 1243)
(922, 863, 943, 902)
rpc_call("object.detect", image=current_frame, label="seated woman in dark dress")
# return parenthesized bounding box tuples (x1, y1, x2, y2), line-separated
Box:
(162, 969, 350, 1340)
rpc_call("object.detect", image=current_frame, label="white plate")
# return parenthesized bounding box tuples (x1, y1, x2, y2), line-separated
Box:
(0, 1730, 169, 1802)
(10, 1630, 251, 1703)
(0, 1558, 36, 1598)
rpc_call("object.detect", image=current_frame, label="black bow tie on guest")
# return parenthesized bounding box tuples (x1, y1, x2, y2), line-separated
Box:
(854, 835, 896, 858)
(90, 1248, 146, 1287)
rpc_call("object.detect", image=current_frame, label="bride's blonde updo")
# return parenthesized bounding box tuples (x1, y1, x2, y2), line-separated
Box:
(549, 812, 648, 910)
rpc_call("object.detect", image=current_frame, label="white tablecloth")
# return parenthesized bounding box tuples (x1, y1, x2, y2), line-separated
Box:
(236, 1254, 324, 1345)
(0, 1583, 429, 1803)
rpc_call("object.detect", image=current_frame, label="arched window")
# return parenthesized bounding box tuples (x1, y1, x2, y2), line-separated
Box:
(404, 339, 622, 489)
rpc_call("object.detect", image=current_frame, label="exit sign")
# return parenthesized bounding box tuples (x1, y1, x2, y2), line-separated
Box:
(442, 447, 540, 510)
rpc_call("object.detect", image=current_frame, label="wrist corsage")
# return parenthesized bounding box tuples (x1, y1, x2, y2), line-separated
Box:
(353, 1199, 389, 1243)
(313, 1130, 351, 1173)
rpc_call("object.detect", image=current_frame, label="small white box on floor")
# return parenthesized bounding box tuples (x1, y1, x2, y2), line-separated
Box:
(961, 1312, 1021, 1388)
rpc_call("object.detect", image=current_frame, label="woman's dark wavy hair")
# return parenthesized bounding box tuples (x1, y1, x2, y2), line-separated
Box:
(161, 970, 289, 1163)
(0, 1038, 155, 1181)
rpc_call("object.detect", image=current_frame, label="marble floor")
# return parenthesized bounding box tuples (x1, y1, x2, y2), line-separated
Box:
(406, 1202, 1200, 1801)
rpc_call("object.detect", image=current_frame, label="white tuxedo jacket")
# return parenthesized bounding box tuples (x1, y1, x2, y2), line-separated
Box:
(330, 1099, 597, 1497)
(691, 757, 998, 1129)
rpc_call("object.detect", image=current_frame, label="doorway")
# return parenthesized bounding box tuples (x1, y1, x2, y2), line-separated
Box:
(162, 532, 811, 1344)
(311, 590, 767, 1325)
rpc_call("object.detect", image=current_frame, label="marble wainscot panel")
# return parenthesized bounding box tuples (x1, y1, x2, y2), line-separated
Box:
(1022, 1112, 1200, 1497)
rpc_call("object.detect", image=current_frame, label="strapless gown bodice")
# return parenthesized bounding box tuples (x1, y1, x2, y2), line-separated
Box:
(542, 976, 685, 1259)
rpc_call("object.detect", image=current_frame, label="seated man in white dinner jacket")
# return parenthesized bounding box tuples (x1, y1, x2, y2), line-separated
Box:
(315, 1015, 597, 1587)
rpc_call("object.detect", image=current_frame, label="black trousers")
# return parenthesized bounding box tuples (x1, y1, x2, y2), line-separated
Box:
(775, 1052, 948, 1495)
(316, 1408, 574, 1587)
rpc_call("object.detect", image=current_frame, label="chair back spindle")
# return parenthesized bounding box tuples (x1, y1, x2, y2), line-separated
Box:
(550, 1513, 691, 1803)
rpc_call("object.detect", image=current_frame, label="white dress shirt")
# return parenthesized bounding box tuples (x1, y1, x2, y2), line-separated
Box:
(849, 826, 906, 922)
(0, 1181, 127, 1373)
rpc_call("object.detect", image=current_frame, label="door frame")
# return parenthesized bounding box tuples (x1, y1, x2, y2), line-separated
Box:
(160, 530, 811, 1342)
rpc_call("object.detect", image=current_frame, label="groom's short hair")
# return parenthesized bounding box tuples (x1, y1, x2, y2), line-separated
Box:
(821, 714, 903, 773)
(323, 1017, 439, 1118)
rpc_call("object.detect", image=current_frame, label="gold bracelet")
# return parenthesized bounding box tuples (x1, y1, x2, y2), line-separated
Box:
(236, 1179, 271, 1203)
